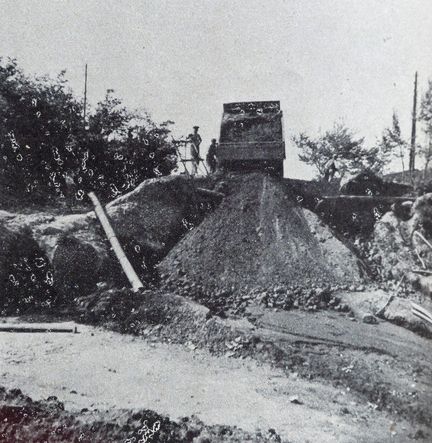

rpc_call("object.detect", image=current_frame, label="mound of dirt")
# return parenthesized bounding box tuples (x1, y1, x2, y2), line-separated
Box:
(316, 197, 392, 238)
(0, 223, 55, 315)
(32, 174, 210, 263)
(340, 171, 412, 196)
(52, 235, 103, 300)
(159, 174, 363, 296)
(74, 288, 255, 358)
(0, 387, 281, 443)
(314, 172, 413, 239)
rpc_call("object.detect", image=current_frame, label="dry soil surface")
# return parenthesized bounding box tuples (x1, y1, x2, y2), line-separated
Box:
(0, 318, 425, 443)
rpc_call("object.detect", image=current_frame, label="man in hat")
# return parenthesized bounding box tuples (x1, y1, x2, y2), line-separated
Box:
(323, 155, 338, 182)
(206, 138, 218, 173)
(187, 126, 202, 175)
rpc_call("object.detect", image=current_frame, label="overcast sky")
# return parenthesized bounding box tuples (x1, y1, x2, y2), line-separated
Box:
(1, 0, 432, 178)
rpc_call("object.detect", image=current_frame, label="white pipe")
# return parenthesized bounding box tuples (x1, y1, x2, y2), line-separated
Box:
(411, 308, 432, 326)
(88, 192, 143, 292)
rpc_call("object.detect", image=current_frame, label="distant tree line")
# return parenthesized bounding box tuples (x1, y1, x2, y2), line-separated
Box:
(294, 78, 432, 181)
(0, 57, 177, 204)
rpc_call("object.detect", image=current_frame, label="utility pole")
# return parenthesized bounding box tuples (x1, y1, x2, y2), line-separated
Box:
(83, 63, 88, 125)
(409, 71, 418, 172)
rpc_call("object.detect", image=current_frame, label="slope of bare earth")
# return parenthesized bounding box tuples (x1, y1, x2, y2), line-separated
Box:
(0, 174, 215, 303)
(1, 317, 427, 443)
(0, 174, 214, 262)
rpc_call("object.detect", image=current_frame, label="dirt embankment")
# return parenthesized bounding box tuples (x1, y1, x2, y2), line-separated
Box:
(0, 174, 218, 312)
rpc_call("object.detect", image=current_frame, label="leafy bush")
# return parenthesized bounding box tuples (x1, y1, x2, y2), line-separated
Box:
(0, 58, 177, 205)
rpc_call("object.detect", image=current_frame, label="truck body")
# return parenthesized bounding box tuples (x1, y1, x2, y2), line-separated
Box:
(216, 101, 285, 176)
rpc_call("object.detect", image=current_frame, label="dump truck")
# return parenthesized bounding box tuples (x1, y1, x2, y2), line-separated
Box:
(216, 101, 285, 176)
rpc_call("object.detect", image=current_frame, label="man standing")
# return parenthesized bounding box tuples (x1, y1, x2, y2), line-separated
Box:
(206, 138, 218, 173)
(323, 156, 338, 182)
(187, 126, 202, 175)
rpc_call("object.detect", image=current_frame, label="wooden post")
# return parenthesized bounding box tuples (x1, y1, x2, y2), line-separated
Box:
(88, 192, 143, 291)
(172, 140, 199, 210)
(409, 71, 418, 173)
(83, 63, 88, 125)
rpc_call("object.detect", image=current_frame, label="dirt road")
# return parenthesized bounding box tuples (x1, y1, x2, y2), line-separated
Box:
(0, 318, 422, 443)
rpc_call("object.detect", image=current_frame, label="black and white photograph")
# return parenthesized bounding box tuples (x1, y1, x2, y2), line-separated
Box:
(1, 1, 432, 442)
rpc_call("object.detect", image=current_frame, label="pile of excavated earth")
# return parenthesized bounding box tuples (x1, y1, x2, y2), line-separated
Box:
(161, 173, 362, 290)
(160, 173, 364, 314)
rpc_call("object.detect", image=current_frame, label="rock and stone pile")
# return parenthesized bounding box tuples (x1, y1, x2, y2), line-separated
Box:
(362, 193, 432, 283)
(365, 212, 416, 281)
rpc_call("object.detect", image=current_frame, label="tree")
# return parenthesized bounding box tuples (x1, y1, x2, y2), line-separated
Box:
(294, 123, 386, 180)
(0, 57, 85, 200)
(420, 79, 432, 127)
(378, 112, 408, 174)
(418, 79, 432, 177)
(418, 139, 432, 176)
(88, 89, 131, 139)
(84, 92, 177, 200)
(0, 58, 177, 204)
